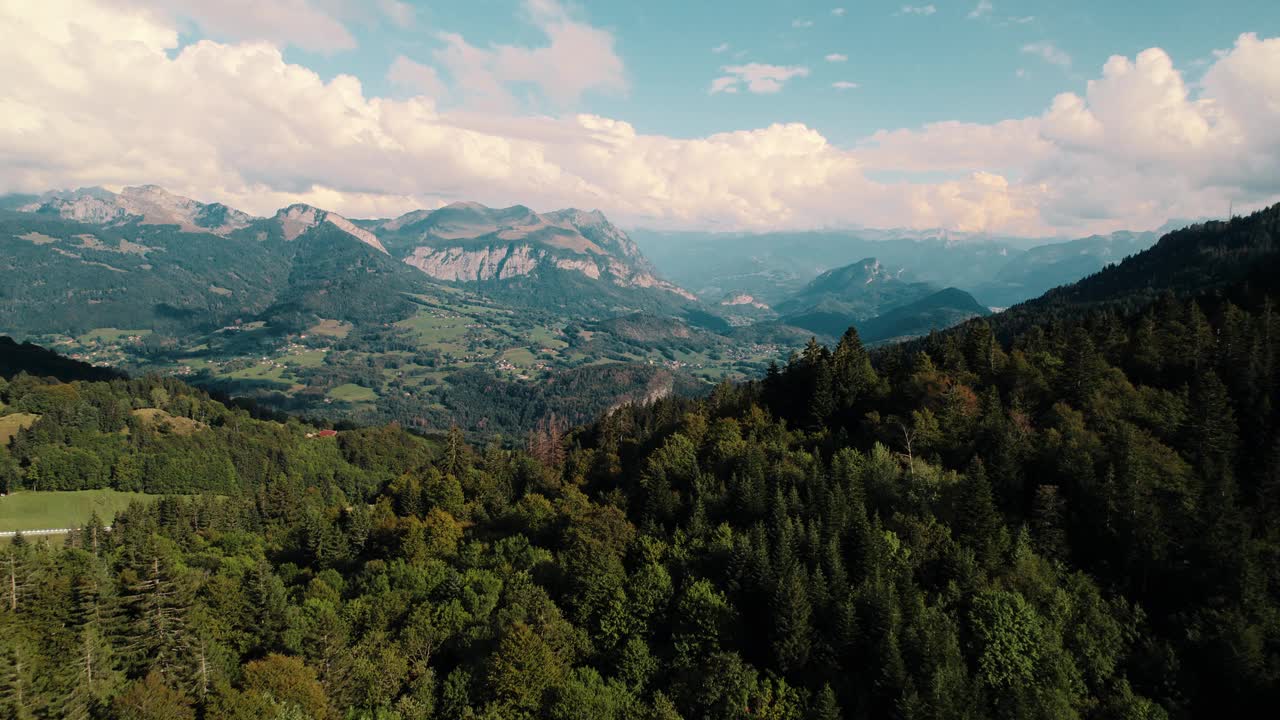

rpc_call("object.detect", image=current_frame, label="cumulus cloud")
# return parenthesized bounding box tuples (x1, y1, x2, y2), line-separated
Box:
(860, 34, 1280, 231)
(899, 5, 937, 16)
(792, 18, 814, 29)
(431, 0, 625, 110)
(712, 42, 730, 54)
(710, 63, 810, 95)
(387, 55, 445, 98)
(832, 8, 846, 16)
(105, 0, 356, 52)
(2, 0, 1279, 236)
(968, 1, 993, 19)
(825, 53, 848, 63)
(1022, 41, 1071, 68)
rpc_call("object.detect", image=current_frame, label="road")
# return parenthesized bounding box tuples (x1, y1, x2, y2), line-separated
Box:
(0, 526, 111, 538)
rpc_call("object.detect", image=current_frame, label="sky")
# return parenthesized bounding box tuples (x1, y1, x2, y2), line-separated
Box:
(1, 0, 1278, 236)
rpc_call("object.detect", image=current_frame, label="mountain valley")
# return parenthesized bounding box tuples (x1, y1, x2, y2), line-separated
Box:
(2, 185, 1175, 437)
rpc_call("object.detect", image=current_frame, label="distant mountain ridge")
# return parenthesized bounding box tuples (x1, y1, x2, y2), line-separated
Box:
(24, 185, 255, 235)
(378, 201, 694, 302)
(11, 185, 695, 307)
(631, 225, 1169, 309)
(775, 257, 935, 319)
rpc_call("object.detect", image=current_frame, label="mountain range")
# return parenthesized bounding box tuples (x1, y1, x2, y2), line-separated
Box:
(0, 183, 1190, 435)
(631, 225, 1163, 310)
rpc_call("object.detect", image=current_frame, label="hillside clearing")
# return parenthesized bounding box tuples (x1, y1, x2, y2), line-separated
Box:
(0, 412, 40, 445)
(0, 489, 156, 533)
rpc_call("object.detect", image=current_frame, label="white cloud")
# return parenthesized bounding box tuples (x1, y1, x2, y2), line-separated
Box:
(387, 55, 445, 98)
(832, 8, 846, 16)
(105, 0, 356, 52)
(968, 1, 993, 19)
(832, 81, 860, 90)
(709, 76, 739, 94)
(1022, 41, 1071, 68)
(711, 63, 810, 94)
(712, 42, 730, 54)
(1015, 67, 1027, 78)
(3, 1, 1280, 236)
(377, 0, 414, 28)
(825, 53, 848, 63)
(899, 5, 937, 16)
(432, 0, 625, 110)
(792, 18, 814, 29)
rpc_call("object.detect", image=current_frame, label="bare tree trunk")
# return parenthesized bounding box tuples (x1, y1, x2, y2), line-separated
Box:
(8, 556, 16, 612)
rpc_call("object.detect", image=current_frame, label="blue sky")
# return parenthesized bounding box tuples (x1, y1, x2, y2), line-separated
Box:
(3, 0, 1280, 235)
(278, 0, 1279, 145)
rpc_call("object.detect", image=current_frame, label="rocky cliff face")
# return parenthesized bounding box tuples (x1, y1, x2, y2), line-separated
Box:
(380, 202, 694, 300)
(274, 204, 388, 254)
(24, 185, 254, 235)
(14, 186, 691, 302)
(403, 244, 538, 281)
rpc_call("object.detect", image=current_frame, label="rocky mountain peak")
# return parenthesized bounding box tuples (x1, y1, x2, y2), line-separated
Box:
(19, 185, 255, 235)
(273, 203, 388, 255)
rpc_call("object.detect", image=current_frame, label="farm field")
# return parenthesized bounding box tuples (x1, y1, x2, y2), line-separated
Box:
(0, 489, 157, 533)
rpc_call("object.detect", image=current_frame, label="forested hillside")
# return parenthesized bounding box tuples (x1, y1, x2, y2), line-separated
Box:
(1, 205, 1279, 719)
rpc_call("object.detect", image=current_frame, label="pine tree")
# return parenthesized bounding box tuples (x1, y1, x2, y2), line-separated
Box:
(955, 459, 1004, 567)
(771, 562, 813, 674)
(61, 562, 123, 720)
(812, 682, 842, 720)
(1187, 370, 1238, 498)
(118, 555, 195, 685)
(0, 630, 37, 720)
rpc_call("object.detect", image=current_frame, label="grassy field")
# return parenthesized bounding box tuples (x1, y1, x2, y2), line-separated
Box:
(0, 413, 40, 445)
(308, 319, 353, 338)
(502, 347, 539, 366)
(77, 327, 152, 343)
(226, 362, 291, 384)
(0, 490, 156, 532)
(287, 349, 328, 367)
(131, 408, 205, 435)
(328, 383, 378, 402)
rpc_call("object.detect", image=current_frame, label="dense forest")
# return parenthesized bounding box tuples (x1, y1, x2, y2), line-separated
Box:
(1, 207, 1279, 719)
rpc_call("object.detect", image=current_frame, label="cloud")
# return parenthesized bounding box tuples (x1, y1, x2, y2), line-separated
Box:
(792, 18, 814, 29)
(860, 34, 1280, 230)
(825, 53, 848, 63)
(431, 0, 625, 110)
(712, 42, 730, 54)
(899, 5, 937, 16)
(832, 7, 846, 16)
(1022, 41, 1071, 68)
(105, 0, 356, 52)
(968, 1, 993, 19)
(832, 81, 860, 90)
(709, 76, 739, 94)
(377, 0, 414, 28)
(3, 1, 1280, 236)
(387, 55, 445, 98)
(711, 63, 810, 94)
